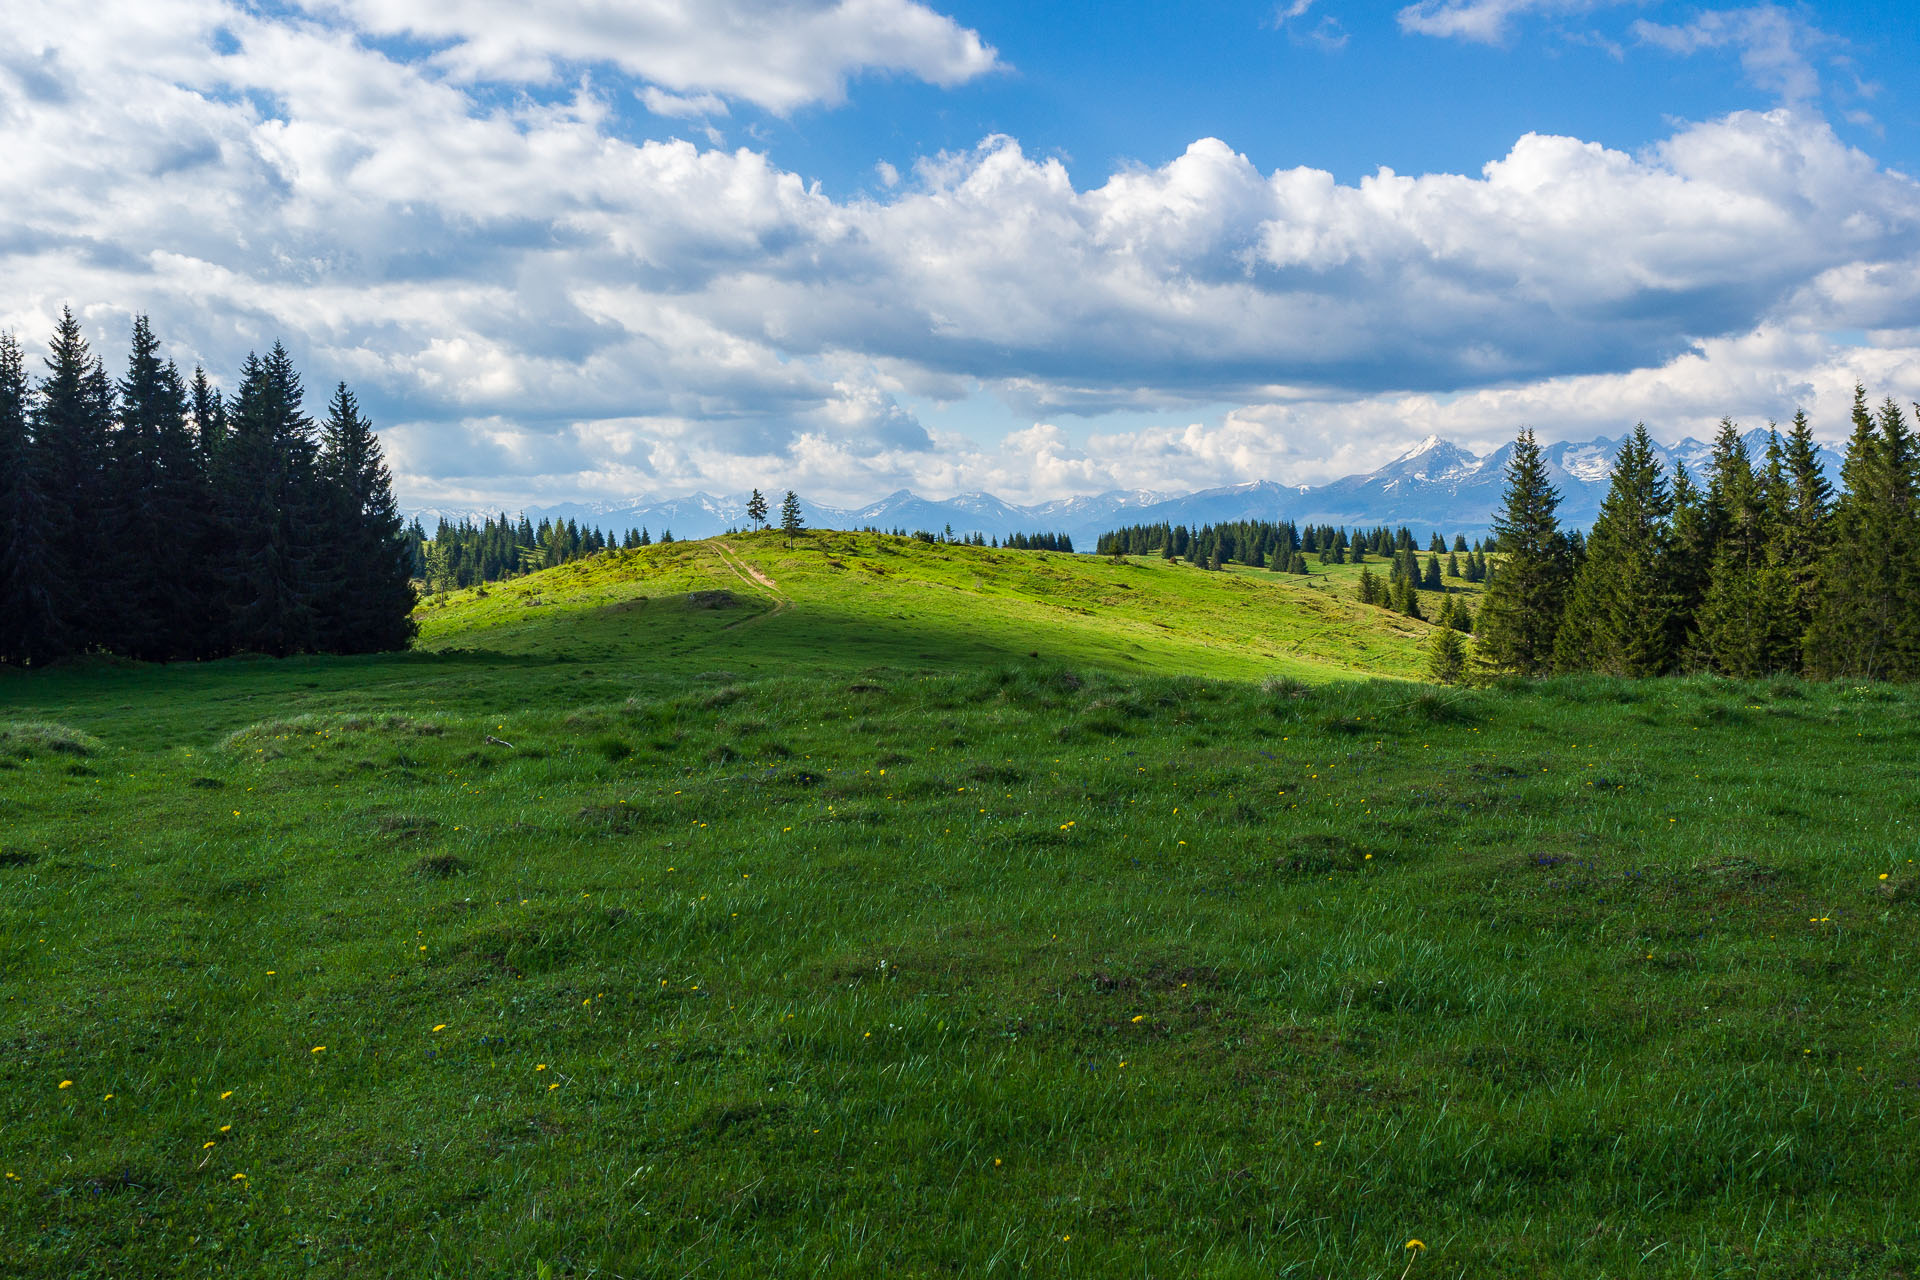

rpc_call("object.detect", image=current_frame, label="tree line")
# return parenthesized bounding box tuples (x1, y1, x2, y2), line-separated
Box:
(1474, 393, 1918, 681)
(0, 311, 415, 666)
(1096, 519, 1495, 574)
(410, 514, 669, 593)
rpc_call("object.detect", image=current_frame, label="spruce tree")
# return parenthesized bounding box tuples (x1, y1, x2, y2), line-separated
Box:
(1666, 462, 1711, 660)
(213, 344, 322, 656)
(1696, 420, 1796, 675)
(779, 490, 804, 545)
(33, 308, 118, 652)
(1427, 624, 1468, 685)
(0, 333, 67, 664)
(316, 383, 417, 653)
(1393, 574, 1424, 620)
(1356, 566, 1380, 605)
(1475, 428, 1570, 676)
(115, 318, 203, 660)
(1554, 425, 1675, 675)
(1805, 391, 1920, 679)
(1772, 410, 1833, 656)
(1421, 553, 1442, 589)
(746, 489, 769, 530)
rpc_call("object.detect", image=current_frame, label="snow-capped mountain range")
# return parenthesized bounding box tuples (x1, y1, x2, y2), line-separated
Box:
(406, 429, 1843, 551)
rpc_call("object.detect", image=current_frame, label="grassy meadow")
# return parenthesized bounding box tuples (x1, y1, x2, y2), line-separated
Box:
(1, 532, 1917, 1277)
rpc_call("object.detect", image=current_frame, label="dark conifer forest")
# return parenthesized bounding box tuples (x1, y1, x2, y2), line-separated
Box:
(0, 310, 415, 665)
(1476, 394, 1920, 681)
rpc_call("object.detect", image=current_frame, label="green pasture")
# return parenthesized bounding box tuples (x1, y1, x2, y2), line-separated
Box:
(1, 534, 1915, 1277)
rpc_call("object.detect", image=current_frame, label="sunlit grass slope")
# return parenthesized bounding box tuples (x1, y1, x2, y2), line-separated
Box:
(412, 530, 1453, 681)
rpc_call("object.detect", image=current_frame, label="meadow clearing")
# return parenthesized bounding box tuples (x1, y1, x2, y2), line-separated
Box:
(1, 532, 1916, 1277)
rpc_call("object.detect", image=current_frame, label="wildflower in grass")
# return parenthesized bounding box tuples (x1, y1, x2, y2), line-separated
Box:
(1131, 1015, 1145, 1023)
(220, 1090, 234, 1099)
(104, 1094, 114, 1101)
(1406, 1240, 1425, 1251)
(433, 1025, 447, 1032)
(536, 1063, 547, 1071)
(311, 1046, 325, 1054)
(232, 1172, 247, 1181)
(58, 1080, 71, 1089)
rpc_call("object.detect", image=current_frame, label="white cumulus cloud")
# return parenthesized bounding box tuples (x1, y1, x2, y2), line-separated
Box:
(308, 0, 1002, 113)
(3, 0, 1919, 508)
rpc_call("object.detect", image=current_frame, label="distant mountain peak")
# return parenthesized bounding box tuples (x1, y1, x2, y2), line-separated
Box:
(404, 430, 1846, 549)
(1392, 433, 1448, 463)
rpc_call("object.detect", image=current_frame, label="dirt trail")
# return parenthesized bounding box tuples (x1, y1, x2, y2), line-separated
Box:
(711, 542, 790, 626)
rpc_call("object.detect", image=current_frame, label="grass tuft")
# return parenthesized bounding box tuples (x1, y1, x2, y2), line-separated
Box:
(0, 720, 103, 759)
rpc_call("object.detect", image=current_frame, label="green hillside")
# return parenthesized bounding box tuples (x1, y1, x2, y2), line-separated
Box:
(3, 536, 1916, 1279)
(413, 529, 1469, 681)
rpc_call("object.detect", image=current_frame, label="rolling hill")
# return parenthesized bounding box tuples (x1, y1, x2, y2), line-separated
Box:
(412, 529, 1476, 683)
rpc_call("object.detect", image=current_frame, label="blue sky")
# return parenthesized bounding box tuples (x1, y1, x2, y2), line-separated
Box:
(4, 0, 1919, 507)
(679, 2, 1918, 192)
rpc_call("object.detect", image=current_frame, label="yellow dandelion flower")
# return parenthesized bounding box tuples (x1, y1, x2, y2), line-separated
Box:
(535, 1063, 547, 1071)
(58, 1080, 72, 1090)
(220, 1090, 233, 1099)
(311, 1046, 325, 1054)
(433, 1025, 447, 1033)
(232, 1172, 247, 1181)
(1130, 1015, 1145, 1023)
(104, 1093, 114, 1101)
(204, 1141, 216, 1149)
(1406, 1239, 1426, 1251)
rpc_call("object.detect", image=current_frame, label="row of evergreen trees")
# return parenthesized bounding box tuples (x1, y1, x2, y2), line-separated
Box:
(851, 525, 1074, 551)
(1475, 392, 1919, 680)
(1096, 519, 1490, 571)
(1356, 548, 1488, 629)
(410, 514, 672, 593)
(0, 311, 414, 666)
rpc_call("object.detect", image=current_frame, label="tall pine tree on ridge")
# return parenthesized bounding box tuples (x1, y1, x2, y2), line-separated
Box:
(1475, 428, 1570, 677)
(1554, 424, 1675, 676)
